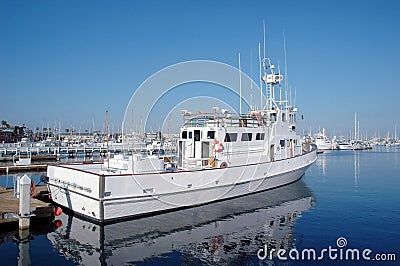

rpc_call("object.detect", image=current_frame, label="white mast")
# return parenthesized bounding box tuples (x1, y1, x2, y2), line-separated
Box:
(354, 112, 357, 141)
(105, 110, 109, 169)
(239, 53, 242, 114)
(250, 49, 253, 110)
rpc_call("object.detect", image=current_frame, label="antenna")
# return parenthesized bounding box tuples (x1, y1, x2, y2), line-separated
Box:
(283, 31, 288, 106)
(294, 86, 297, 107)
(263, 20, 266, 61)
(278, 61, 282, 106)
(258, 42, 263, 109)
(239, 52, 242, 114)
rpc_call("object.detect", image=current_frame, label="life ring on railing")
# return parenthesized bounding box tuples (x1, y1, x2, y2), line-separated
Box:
(212, 141, 224, 153)
(220, 162, 228, 168)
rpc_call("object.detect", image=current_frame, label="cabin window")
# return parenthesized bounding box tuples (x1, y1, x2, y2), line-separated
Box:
(282, 113, 286, 122)
(224, 133, 237, 142)
(182, 131, 187, 139)
(280, 139, 285, 148)
(189, 131, 193, 139)
(194, 130, 200, 141)
(207, 131, 215, 139)
(241, 133, 252, 141)
(256, 133, 265, 140)
(271, 113, 277, 122)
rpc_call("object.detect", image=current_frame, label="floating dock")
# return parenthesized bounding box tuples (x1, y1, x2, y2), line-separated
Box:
(0, 186, 54, 231)
(0, 164, 48, 174)
(0, 154, 58, 163)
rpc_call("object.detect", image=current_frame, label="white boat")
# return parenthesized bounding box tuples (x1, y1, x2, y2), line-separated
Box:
(337, 141, 353, 150)
(13, 151, 32, 166)
(314, 128, 337, 150)
(45, 50, 317, 223)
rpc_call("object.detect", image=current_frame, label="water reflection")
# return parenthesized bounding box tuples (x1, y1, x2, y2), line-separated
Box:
(315, 151, 361, 191)
(46, 180, 314, 265)
(316, 152, 327, 176)
(354, 151, 360, 191)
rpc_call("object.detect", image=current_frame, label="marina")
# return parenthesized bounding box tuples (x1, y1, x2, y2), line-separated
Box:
(0, 146, 399, 264)
(1, 1, 400, 264)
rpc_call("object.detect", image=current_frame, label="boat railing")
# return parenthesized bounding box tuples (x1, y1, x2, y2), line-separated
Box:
(182, 113, 266, 128)
(182, 157, 212, 170)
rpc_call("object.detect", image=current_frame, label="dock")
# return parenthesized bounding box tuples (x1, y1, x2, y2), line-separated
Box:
(0, 164, 48, 174)
(0, 186, 54, 231)
(0, 154, 57, 163)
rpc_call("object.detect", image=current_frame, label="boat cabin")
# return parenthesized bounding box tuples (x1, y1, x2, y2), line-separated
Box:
(177, 107, 301, 170)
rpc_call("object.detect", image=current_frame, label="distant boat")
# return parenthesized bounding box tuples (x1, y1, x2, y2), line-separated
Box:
(13, 151, 32, 166)
(45, 41, 317, 223)
(314, 128, 337, 150)
(337, 141, 353, 150)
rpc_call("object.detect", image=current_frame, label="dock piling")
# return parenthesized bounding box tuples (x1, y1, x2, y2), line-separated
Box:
(18, 174, 31, 230)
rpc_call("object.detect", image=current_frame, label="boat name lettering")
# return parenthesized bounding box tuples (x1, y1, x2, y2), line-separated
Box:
(50, 177, 92, 193)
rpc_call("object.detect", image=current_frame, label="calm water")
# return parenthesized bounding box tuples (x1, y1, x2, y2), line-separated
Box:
(0, 146, 399, 265)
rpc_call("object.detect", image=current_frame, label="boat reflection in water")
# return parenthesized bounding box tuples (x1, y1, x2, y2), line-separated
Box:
(47, 179, 314, 265)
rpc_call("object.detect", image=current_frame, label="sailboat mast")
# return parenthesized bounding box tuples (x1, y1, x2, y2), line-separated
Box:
(354, 112, 357, 141)
(106, 110, 109, 169)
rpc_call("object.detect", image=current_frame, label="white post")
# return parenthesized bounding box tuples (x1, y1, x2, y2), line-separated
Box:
(19, 174, 31, 230)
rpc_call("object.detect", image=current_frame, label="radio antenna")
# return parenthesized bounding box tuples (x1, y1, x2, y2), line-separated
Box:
(258, 42, 263, 109)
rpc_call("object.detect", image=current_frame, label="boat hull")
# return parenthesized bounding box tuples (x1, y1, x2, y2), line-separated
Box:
(46, 149, 317, 223)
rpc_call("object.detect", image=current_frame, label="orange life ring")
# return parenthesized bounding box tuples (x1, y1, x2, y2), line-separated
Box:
(212, 141, 223, 153)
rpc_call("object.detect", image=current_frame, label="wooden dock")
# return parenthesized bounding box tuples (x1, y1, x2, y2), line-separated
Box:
(0, 186, 54, 231)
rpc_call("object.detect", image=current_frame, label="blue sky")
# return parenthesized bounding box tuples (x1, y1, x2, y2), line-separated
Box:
(1, 0, 399, 138)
